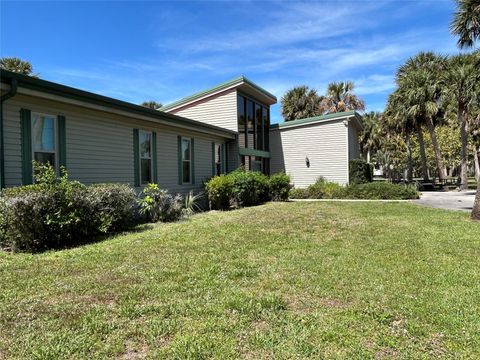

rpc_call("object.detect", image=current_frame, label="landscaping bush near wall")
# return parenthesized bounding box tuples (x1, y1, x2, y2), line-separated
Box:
(289, 177, 419, 200)
(349, 158, 373, 184)
(205, 169, 292, 209)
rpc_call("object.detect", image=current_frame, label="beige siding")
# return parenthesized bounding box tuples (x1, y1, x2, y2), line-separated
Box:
(3, 95, 225, 194)
(168, 89, 238, 132)
(270, 120, 349, 187)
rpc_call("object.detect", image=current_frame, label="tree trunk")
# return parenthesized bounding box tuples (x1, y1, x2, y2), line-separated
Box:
(426, 117, 447, 186)
(367, 150, 371, 164)
(458, 104, 469, 190)
(472, 147, 480, 220)
(416, 125, 429, 181)
(474, 145, 480, 183)
(405, 132, 413, 182)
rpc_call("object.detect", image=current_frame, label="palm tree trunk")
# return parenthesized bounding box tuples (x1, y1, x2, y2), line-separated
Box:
(426, 117, 447, 185)
(405, 132, 413, 182)
(472, 147, 480, 221)
(474, 145, 480, 183)
(416, 125, 429, 181)
(458, 104, 469, 190)
(367, 150, 371, 164)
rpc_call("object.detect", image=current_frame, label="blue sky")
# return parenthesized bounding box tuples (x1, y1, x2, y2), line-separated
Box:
(1, 0, 460, 124)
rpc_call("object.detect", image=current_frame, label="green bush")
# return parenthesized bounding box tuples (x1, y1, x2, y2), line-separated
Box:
(349, 159, 373, 184)
(204, 174, 234, 210)
(1, 163, 136, 252)
(138, 183, 184, 222)
(268, 172, 292, 201)
(230, 169, 269, 207)
(346, 182, 419, 200)
(289, 188, 308, 199)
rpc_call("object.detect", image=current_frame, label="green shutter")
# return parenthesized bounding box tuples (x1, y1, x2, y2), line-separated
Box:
(57, 115, 67, 169)
(221, 143, 226, 174)
(152, 132, 158, 183)
(191, 138, 195, 184)
(211, 142, 215, 176)
(177, 136, 182, 185)
(20, 109, 32, 185)
(133, 129, 140, 187)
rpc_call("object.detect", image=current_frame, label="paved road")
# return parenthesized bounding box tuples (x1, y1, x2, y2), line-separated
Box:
(415, 191, 476, 212)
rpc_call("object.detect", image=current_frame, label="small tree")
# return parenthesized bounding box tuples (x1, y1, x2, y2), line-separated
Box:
(141, 101, 162, 110)
(0, 57, 38, 77)
(281, 86, 322, 121)
(320, 81, 365, 114)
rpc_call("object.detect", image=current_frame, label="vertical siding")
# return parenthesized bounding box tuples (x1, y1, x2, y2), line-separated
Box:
(2, 95, 226, 195)
(269, 120, 349, 187)
(169, 89, 238, 132)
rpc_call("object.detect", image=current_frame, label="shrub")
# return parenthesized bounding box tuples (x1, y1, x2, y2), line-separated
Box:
(289, 188, 308, 199)
(349, 159, 373, 184)
(292, 177, 346, 199)
(183, 190, 204, 216)
(230, 169, 269, 207)
(138, 184, 184, 222)
(204, 174, 234, 210)
(268, 172, 292, 201)
(346, 182, 419, 200)
(0, 163, 137, 252)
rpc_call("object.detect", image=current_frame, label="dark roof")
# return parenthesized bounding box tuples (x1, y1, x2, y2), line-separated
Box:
(0, 70, 237, 138)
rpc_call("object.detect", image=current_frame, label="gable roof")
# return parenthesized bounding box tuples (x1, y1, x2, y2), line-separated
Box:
(161, 76, 277, 111)
(270, 111, 363, 130)
(0, 70, 236, 138)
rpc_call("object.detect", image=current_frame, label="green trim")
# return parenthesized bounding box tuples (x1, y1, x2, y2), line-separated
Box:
(152, 132, 158, 183)
(224, 143, 229, 173)
(271, 111, 358, 130)
(177, 136, 182, 185)
(221, 143, 226, 173)
(133, 129, 140, 187)
(239, 147, 270, 159)
(161, 75, 277, 111)
(20, 109, 32, 185)
(211, 142, 216, 176)
(191, 138, 195, 185)
(57, 115, 67, 169)
(0, 70, 236, 139)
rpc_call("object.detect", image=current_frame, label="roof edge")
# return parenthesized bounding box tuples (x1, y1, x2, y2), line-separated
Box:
(0, 70, 237, 138)
(271, 111, 360, 130)
(161, 75, 277, 111)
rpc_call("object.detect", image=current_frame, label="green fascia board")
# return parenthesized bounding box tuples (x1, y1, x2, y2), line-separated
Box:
(0, 70, 236, 138)
(160, 76, 277, 111)
(270, 111, 360, 130)
(238, 147, 270, 159)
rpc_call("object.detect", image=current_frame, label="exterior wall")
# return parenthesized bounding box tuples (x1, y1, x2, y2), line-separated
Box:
(270, 119, 350, 187)
(168, 89, 238, 132)
(3, 95, 227, 194)
(348, 122, 360, 161)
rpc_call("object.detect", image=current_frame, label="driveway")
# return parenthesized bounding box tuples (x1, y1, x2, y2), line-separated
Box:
(415, 191, 476, 212)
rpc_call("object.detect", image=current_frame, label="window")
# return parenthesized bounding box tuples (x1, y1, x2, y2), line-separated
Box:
(32, 113, 57, 169)
(139, 131, 152, 184)
(255, 104, 263, 150)
(263, 107, 270, 151)
(215, 143, 222, 176)
(181, 138, 192, 183)
(237, 95, 246, 148)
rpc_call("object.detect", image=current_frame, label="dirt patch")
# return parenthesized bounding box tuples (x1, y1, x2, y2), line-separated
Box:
(121, 341, 149, 360)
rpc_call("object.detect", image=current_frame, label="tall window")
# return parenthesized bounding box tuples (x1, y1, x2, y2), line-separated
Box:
(255, 104, 263, 150)
(215, 143, 222, 176)
(139, 131, 152, 184)
(181, 138, 192, 183)
(237, 95, 270, 152)
(263, 107, 269, 151)
(32, 113, 57, 169)
(237, 95, 246, 148)
(247, 100, 254, 148)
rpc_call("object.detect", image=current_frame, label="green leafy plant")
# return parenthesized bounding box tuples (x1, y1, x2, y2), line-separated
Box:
(183, 191, 204, 216)
(204, 174, 234, 210)
(349, 159, 373, 184)
(230, 169, 269, 207)
(138, 184, 184, 222)
(269, 172, 292, 201)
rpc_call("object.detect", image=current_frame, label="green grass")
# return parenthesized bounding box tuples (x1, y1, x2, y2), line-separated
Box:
(1, 202, 479, 359)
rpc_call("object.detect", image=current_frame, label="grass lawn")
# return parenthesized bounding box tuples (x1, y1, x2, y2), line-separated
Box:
(1, 202, 479, 359)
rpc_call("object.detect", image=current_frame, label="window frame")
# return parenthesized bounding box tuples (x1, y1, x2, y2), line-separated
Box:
(31, 112, 59, 174)
(139, 130, 153, 185)
(181, 137, 192, 184)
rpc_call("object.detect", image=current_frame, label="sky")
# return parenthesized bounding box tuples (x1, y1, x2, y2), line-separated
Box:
(0, 0, 462, 124)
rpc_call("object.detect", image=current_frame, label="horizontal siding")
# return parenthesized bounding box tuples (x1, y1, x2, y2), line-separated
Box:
(3, 95, 226, 195)
(169, 89, 238, 132)
(270, 120, 349, 187)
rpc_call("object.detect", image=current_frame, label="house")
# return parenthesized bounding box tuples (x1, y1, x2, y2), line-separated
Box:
(161, 76, 277, 174)
(270, 112, 362, 186)
(0, 70, 235, 193)
(0, 71, 361, 192)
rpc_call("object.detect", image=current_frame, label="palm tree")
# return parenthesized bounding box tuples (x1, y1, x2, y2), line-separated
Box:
(320, 81, 365, 114)
(281, 86, 322, 121)
(443, 53, 480, 190)
(397, 52, 448, 185)
(141, 101, 162, 110)
(0, 57, 38, 77)
(450, 0, 480, 49)
(359, 111, 382, 164)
